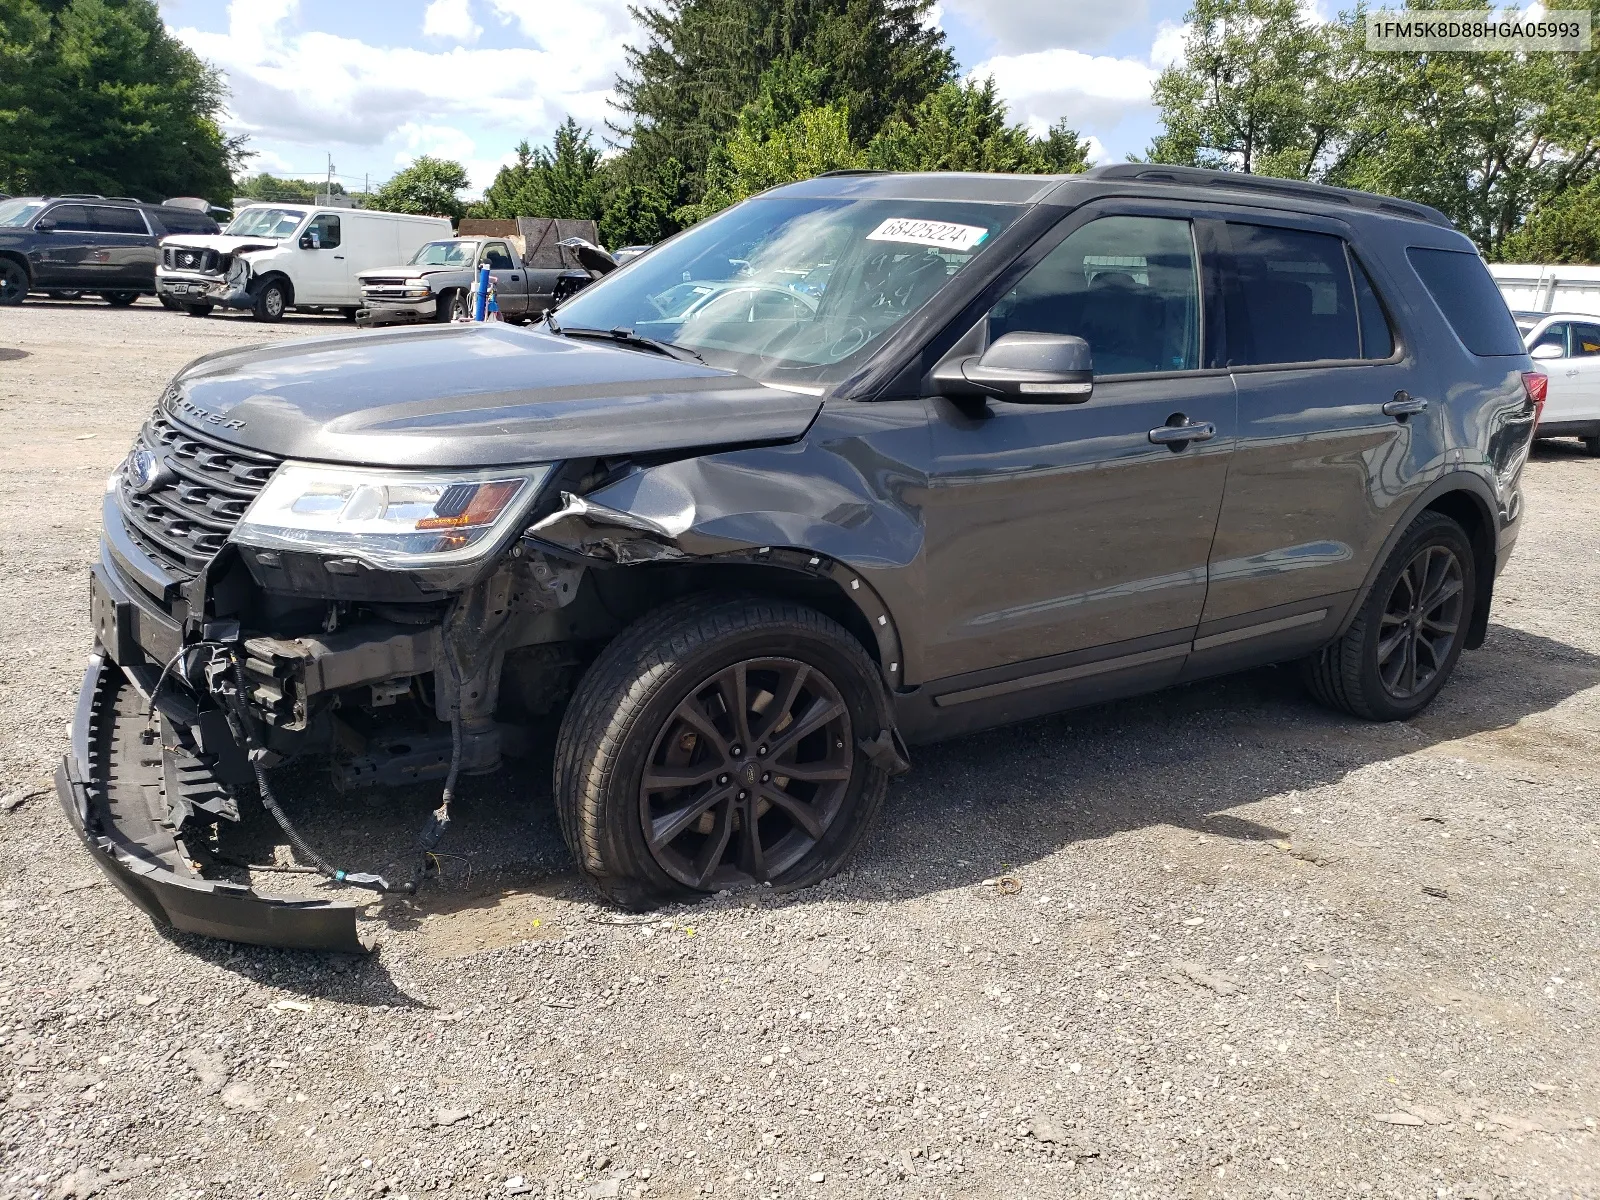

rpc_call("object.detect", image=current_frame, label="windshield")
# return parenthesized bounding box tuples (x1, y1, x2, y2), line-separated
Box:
(409, 240, 476, 267)
(0, 199, 45, 228)
(554, 196, 1024, 385)
(224, 207, 308, 238)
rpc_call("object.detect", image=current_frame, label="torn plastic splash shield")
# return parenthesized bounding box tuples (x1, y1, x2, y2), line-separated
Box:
(55, 653, 370, 954)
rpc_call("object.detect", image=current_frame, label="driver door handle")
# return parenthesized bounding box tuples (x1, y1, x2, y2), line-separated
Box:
(1148, 421, 1216, 445)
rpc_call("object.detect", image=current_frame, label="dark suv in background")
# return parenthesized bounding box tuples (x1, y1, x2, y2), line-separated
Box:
(56, 164, 1542, 953)
(0, 194, 219, 305)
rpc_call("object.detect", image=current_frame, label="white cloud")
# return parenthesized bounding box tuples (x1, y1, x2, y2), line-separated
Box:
(1150, 21, 1188, 70)
(969, 48, 1158, 138)
(174, 0, 633, 192)
(423, 0, 481, 44)
(1083, 135, 1109, 165)
(941, 0, 1149, 54)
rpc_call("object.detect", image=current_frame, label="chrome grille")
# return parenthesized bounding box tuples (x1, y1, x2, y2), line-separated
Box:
(117, 409, 280, 578)
(163, 246, 218, 272)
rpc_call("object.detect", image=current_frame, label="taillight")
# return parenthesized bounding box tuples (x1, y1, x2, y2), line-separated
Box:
(1522, 370, 1548, 427)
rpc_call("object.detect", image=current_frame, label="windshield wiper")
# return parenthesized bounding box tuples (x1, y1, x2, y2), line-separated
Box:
(552, 322, 704, 364)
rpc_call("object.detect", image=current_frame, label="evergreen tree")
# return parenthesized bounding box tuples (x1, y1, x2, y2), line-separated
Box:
(612, 0, 953, 199)
(864, 78, 1036, 173)
(477, 141, 536, 218)
(1033, 119, 1093, 174)
(0, 0, 246, 200)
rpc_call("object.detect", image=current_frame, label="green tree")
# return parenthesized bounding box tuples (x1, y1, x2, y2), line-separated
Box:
(1032, 119, 1094, 174)
(0, 0, 246, 201)
(600, 157, 688, 247)
(865, 77, 1036, 172)
(1147, 0, 1600, 256)
(232, 173, 343, 203)
(612, 0, 954, 201)
(474, 119, 607, 220)
(1502, 177, 1600, 262)
(372, 157, 471, 221)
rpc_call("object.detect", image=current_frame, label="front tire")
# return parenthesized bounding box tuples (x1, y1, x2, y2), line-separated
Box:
(434, 288, 467, 322)
(1303, 510, 1475, 721)
(251, 278, 288, 322)
(0, 259, 29, 304)
(101, 291, 138, 307)
(1582, 435, 1600, 457)
(554, 596, 893, 909)
(184, 303, 214, 318)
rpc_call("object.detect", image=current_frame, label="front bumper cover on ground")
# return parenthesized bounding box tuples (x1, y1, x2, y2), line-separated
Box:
(55, 651, 369, 954)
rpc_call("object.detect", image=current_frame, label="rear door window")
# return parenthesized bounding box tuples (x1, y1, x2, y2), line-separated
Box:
(1223, 224, 1359, 365)
(154, 209, 214, 234)
(1570, 323, 1600, 357)
(90, 206, 149, 234)
(1406, 247, 1525, 356)
(1349, 253, 1394, 359)
(988, 214, 1201, 375)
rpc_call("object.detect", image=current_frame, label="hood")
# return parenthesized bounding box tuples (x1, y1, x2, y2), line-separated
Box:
(159, 233, 282, 255)
(163, 323, 824, 468)
(356, 262, 462, 280)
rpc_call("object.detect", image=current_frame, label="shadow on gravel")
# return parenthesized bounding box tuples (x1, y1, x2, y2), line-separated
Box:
(0, 348, 28, 361)
(184, 620, 1599, 975)
(851, 621, 1600, 899)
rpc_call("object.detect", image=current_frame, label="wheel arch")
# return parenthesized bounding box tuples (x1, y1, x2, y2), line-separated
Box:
(580, 550, 904, 688)
(252, 270, 294, 306)
(0, 250, 32, 287)
(1340, 475, 1499, 650)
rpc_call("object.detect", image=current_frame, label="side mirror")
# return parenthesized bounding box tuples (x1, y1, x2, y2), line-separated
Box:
(35, 218, 56, 232)
(1530, 341, 1564, 361)
(931, 332, 1094, 403)
(298, 233, 315, 249)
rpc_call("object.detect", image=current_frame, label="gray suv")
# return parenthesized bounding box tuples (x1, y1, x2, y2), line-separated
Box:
(57, 164, 1542, 952)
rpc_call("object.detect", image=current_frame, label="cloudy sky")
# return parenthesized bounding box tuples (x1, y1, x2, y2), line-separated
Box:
(156, 0, 1193, 197)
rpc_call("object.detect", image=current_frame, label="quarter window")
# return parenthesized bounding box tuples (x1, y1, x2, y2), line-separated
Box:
(988, 215, 1201, 375)
(305, 214, 341, 249)
(90, 206, 149, 234)
(1406, 247, 1525, 356)
(1224, 224, 1359, 366)
(1570, 323, 1600, 357)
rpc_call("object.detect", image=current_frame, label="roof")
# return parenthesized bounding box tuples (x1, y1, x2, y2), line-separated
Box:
(771, 164, 1455, 229)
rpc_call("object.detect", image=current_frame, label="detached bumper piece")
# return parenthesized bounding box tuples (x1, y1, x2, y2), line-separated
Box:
(55, 653, 369, 954)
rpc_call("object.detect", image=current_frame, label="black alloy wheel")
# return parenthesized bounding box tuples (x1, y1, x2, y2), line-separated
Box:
(0, 259, 30, 304)
(640, 657, 853, 890)
(1303, 510, 1475, 721)
(1374, 543, 1465, 700)
(554, 596, 893, 909)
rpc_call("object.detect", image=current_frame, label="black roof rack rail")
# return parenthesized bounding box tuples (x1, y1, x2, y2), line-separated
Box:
(815, 168, 888, 177)
(1082, 163, 1454, 230)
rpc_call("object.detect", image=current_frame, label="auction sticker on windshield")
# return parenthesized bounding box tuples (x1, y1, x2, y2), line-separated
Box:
(866, 218, 989, 252)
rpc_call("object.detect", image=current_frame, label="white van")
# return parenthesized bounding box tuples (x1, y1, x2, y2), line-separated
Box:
(155, 205, 453, 320)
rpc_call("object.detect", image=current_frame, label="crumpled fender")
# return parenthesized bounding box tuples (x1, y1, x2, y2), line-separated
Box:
(526, 435, 926, 689)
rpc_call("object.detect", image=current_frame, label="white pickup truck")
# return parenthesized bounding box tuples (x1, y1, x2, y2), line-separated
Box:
(156, 204, 452, 320)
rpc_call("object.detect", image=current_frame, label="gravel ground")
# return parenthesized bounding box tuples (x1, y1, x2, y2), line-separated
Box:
(1, 299, 1596, 1200)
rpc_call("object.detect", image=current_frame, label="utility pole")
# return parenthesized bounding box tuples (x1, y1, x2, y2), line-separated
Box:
(324, 153, 334, 204)
(363, 172, 369, 209)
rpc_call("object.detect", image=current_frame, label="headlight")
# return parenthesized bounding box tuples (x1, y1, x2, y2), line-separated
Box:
(230, 462, 553, 568)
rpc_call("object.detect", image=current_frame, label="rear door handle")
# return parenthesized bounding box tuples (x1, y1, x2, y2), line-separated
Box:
(1382, 392, 1428, 417)
(1148, 421, 1216, 445)
(333, 255, 345, 260)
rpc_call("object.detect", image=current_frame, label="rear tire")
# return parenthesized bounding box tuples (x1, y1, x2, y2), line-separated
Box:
(1583, 435, 1600, 457)
(184, 303, 214, 318)
(101, 291, 138, 307)
(48, 289, 83, 301)
(554, 596, 893, 909)
(1303, 510, 1475, 721)
(251, 278, 288, 322)
(339, 307, 359, 321)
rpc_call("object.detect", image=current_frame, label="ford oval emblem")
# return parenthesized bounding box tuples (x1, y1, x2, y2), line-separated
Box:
(128, 448, 170, 494)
